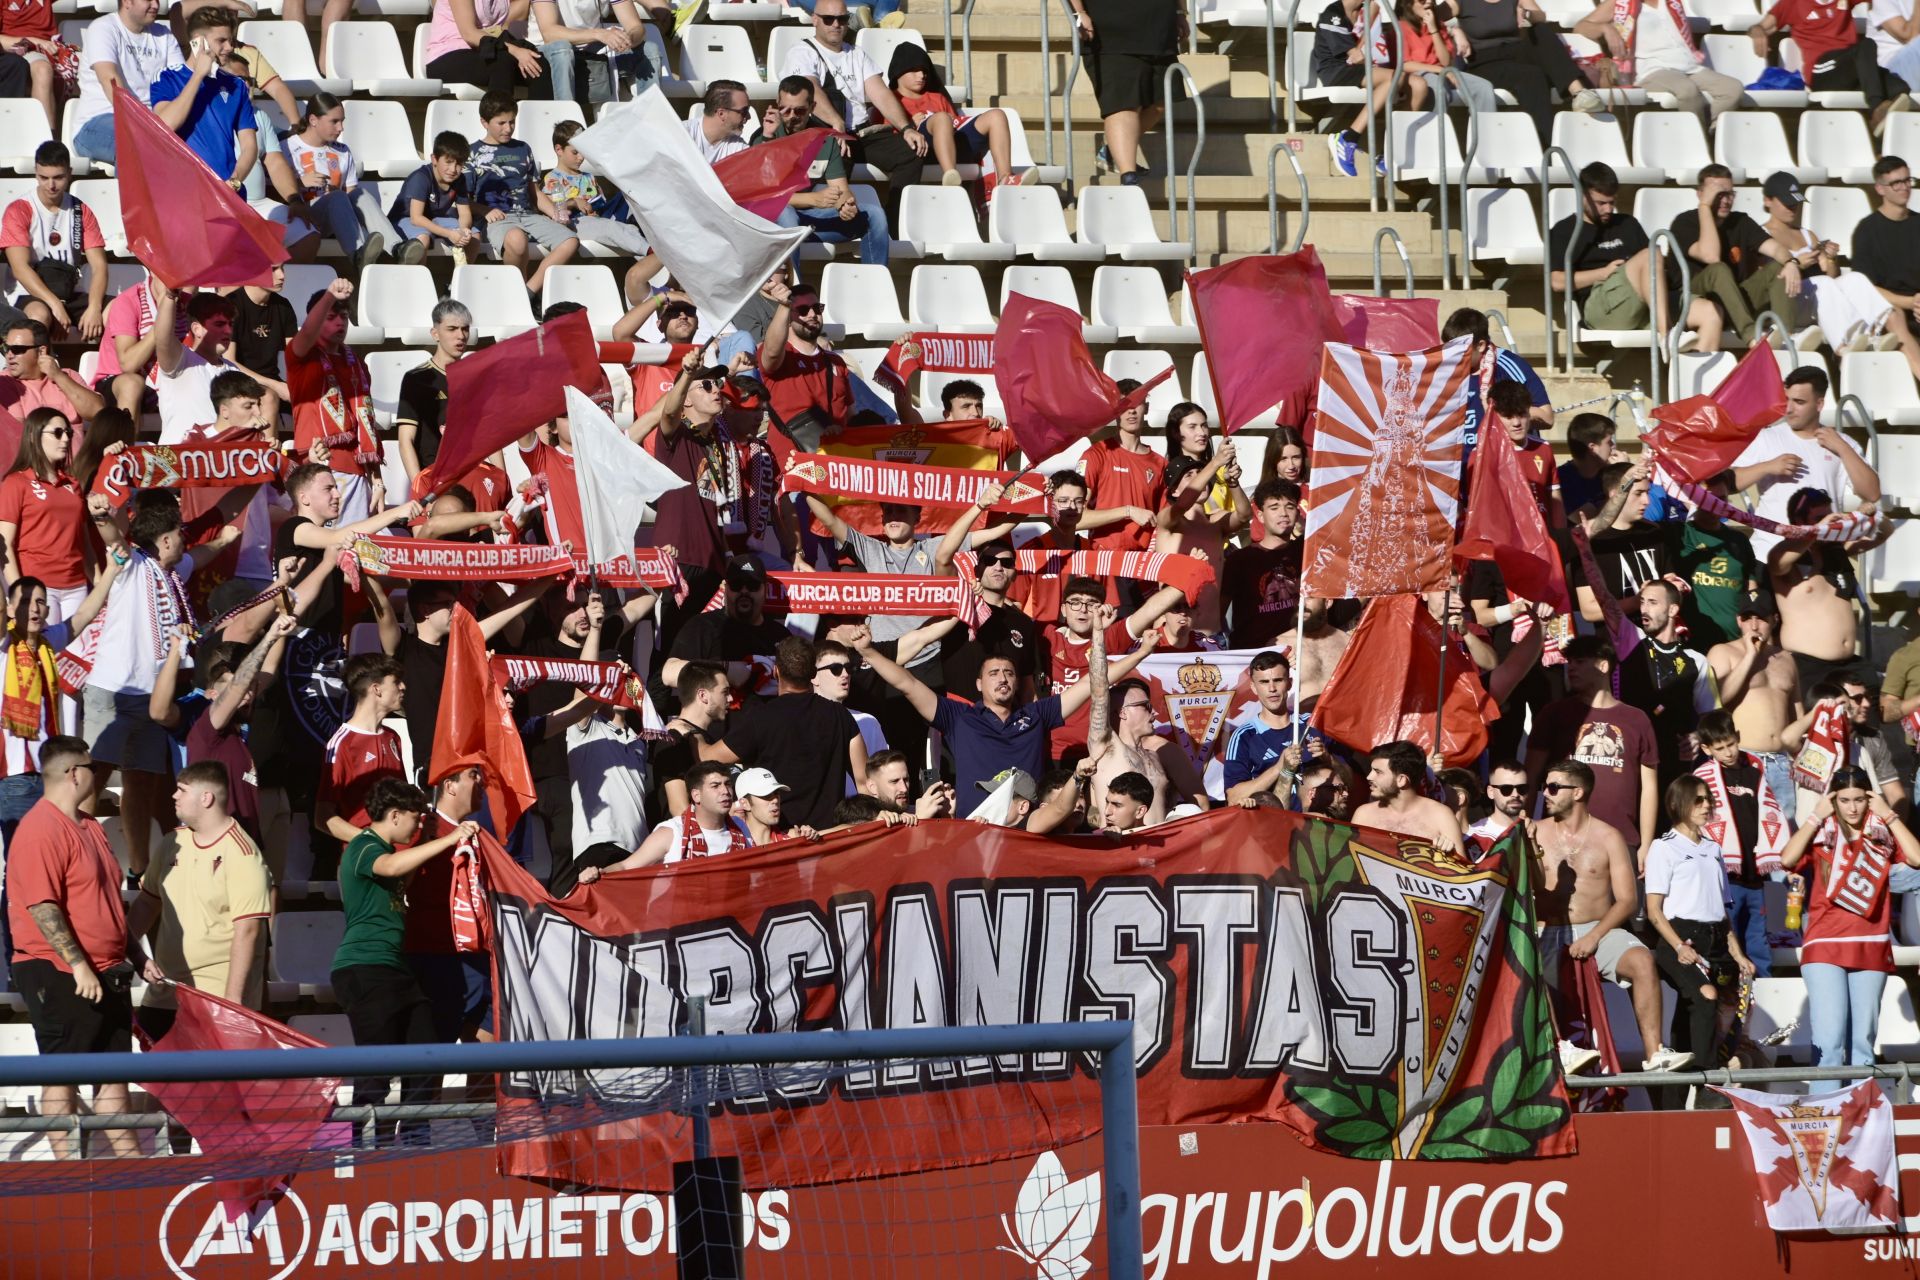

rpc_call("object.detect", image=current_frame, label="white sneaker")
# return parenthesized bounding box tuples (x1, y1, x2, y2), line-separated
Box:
(1558, 1040, 1601, 1076)
(1571, 88, 1606, 113)
(1643, 1045, 1694, 1073)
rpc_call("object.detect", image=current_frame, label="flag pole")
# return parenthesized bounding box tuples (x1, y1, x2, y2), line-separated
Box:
(1431, 596, 1450, 767)
(1289, 588, 1308, 743)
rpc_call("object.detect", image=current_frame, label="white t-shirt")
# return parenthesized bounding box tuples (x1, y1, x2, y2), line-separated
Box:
(284, 136, 360, 195)
(77, 14, 186, 130)
(683, 115, 748, 164)
(844, 708, 888, 795)
(653, 815, 744, 864)
(781, 38, 881, 129)
(1634, 3, 1698, 76)
(157, 349, 230, 445)
(568, 716, 652, 855)
(529, 0, 615, 41)
(1871, 0, 1914, 66)
(1643, 829, 1731, 923)
(1730, 420, 1866, 562)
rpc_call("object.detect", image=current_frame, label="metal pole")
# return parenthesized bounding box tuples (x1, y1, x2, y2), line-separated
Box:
(1283, 0, 1307, 133)
(1164, 62, 1203, 266)
(686, 994, 712, 1162)
(1372, 225, 1412, 297)
(1264, 0, 1279, 133)
(1288, 589, 1308, 741)
(1268, 141, 1309, 254)
(1646, 228, 1689, 409)
(1370, 0, 1400, 214)
(1441, 68, 1478, 293)
(1097, 1034, 1144, 1280)
(1431, 605, 1449, 761)
(961, 0, 977, 111)
(1040, 0, 1052, 161)
(1540, 145, 1577, 374)
(1061, 0, 1082, 189)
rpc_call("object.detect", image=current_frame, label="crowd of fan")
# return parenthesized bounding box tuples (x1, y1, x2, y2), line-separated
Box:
(1, 0, 1919, 1150)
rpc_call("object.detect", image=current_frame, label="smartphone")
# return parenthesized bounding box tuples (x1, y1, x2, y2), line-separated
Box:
(918, 767, 943, 793)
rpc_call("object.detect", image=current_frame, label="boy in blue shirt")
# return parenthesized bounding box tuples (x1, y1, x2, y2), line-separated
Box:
(391, 131, 480, 265)
(468, 93, 578, 296)
(149, 7, 256, 190)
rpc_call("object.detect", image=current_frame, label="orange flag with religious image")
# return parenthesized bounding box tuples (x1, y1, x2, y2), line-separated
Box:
(1301, 337, 1473, 600)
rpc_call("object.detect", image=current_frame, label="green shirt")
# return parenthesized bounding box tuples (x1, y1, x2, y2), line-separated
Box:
(333, 830, 408, 972)
(760, 113, 847, 183)
(1668, 519, 1757, 649)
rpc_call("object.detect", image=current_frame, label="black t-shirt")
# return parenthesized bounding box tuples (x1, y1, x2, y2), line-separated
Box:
(508, 628, 585, 782)
(646, 723, 708, 818)
(1721, 756, 1763, 883)
(1547, 213, 1651, 305)
(395, 631, 447, 775)
(1668, 208, 1771, 283)
(1618, 637, 1706, 777)
(228, 288, 297, 383)
(1310, 0, 1360, 84)
(942, 600, 1045, 694)
(1569, 521, 1672, 604)
(273, 517, 342, 636)
(1850, 209, 1920, 296)
(1222, 541, 1301, 650)
(658, 612, 790, 714)
(722, 693, 860, 829)
(395, 361, 450, 470)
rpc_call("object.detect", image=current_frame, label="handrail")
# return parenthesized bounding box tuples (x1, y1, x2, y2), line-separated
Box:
(1751, 309, 1798, 358)
(1283, 0, 1309, 132)
(1262, 0, 1280, 132)
(1542, 145, 1580, 375)
(1368, 0, 1401, 213)
(1038, 0, 1049, 156)
(1485, 307, 1518, 351)
(1268, 140, 1309, 253)
(1646, 227, 1689, 407)
(1838, 391, 1879, 472)
(1609, 388, 1648, 433)
(945, 0, 957, 104)
(1164, 62, 1203, 261)
(1436, 67, 1478, 291)
(1055, 0, 1082, 188)
(961, 0, 977, 110)
(1373, 225, 1414, 297)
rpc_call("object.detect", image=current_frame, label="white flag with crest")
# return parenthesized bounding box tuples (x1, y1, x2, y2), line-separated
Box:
(564, 386, 687, 568)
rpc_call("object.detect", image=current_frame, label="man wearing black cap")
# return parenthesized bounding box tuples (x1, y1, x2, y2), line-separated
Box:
(658, 553, 791, 712)
(1759, 170, 1891, 357)
(1706, 587, 1805, 821)
(1667, 165, 1803, 347)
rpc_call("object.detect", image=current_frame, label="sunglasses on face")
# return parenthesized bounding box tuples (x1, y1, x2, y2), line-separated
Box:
(41, 427, 70, 439)
(726, 575, 761, 591)
(3, 344, 37, 356)
(1121, 700, 1151, 713)
(692, 378, 721, 392)
(816, 661, 850, 677)
(791, 301, 824, 315)
(981, 555, 1015, 568)
(815, 11, 849, 22)
(1490, 783, 1527, 795)
(1542, 782, 1575, 795)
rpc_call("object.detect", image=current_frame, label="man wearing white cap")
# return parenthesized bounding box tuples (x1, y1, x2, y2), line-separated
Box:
(736, 767, 820, 844)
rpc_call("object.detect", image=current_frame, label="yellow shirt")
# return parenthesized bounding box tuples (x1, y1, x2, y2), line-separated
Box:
(140, 821, 274, 1011)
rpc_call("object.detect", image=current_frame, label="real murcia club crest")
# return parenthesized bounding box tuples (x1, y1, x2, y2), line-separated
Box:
(1165, 658, 1236, 769)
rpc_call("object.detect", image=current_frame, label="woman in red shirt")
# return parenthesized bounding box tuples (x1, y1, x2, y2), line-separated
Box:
(1781, 766, 1920, 1072)
(0, 0, 74, 134)
(887, 43, 1022, 199)
(0, 406, 90, 631)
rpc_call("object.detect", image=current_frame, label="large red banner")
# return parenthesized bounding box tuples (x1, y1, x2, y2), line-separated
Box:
(468, 808, 1574, 1193)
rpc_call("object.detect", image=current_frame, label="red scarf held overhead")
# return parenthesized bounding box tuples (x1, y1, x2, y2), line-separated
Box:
(955, 548, 1215, 606)
(780, 454, 1053, 520)
(1792, 699, 1851, 794)
(336, 536, 578, 590)
(90, 442, 288, 507)
(719, 573, 991, 630)
(491, 655, 651, 714)
(1821, 814, 1896, 920)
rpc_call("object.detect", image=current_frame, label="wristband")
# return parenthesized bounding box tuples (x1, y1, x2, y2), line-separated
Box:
(1493, 603, 1514, 625)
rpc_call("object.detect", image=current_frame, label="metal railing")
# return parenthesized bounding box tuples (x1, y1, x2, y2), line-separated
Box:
(1261, 0, 1281, 131)
(1836, 389, 1882, 668)
(1373, 225, 1414, 297)
(1267, 140, 1309, 253)
(960, 0, 977, 109)
(1485, 307, 1518, 352)
(1751, 308, 1799, 358)
(1282, 0, 1310, 133)
(1040, 0, 1083, 186)
(1563, 1061, 1920, 1105)
(1365, 0, 1400, 214)
(1647, 227, 1689, 407)
(1164, 62, 1204, 261)
(1381, 68, 1479, 291)
(1543, 145, 1580, 375)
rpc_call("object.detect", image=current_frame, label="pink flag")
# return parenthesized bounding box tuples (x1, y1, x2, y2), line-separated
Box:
(137, 986, 342, 1223)
(1186, 250, 1342, 432)
(996, 294, 1170, 462)
(1333, 294, 1440, 350)
(713, 128, 836, 221)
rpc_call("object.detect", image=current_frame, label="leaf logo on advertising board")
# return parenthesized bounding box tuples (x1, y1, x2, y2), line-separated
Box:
(999, 1152, 1101, 1279)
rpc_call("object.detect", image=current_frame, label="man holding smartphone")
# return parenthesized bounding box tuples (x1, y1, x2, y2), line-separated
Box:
(149, 6, 257, 192)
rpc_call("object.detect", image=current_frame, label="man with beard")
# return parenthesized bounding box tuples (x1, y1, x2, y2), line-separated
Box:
(1467, 760, 1530, 849)
(1086, 610, 1209, 825)
(1705, 589, 1802, 820)
(1351, 740, 1462, 852)
(759, 280, 852, 435)
(644, 352, 739, 606)
(934, 535, 1044, 699)
(1619, 579, 1718, 786)
(650, 662, 728, 819)
(862, 749, 954, 818)
(1271, 595, 1349, 707)
(659, 555, 790, 709)
(1529, 635, 1661, 863)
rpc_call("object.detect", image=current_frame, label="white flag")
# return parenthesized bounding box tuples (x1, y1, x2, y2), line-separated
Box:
(564, 386, 687, 568)
(1715, 1080, 1900, 1231)
(572, 87, 806, 326)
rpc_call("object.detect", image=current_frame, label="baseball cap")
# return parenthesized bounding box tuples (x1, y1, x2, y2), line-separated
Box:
(1762, 171, 1803, 209)
(725, 553, 766, 589)
(977, 767, 1038, 801)
(1736, 588, 1778, 617)
(735, 768, 788, 798)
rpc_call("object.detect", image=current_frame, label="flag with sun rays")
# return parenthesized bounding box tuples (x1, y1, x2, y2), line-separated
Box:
(1301, 337, 1474, 600)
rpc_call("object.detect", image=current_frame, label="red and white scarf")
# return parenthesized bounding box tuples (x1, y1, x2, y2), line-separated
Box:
(577, 547, 687, 600)
(1791, 698, 1851, 794)
(309, 346, 380, 468)
(491, 655, 659, 720)
(1656, 463, 1883, 545)
(1821, 813, 1896, 919)
(956, 548, 1215, 606)
(58, 553, 195, 695)
(90, 442, 288, 508)
(678, 807, 752, 863)
(780, 454, 1053, 519)
(1695, 751, 1789, 875)
(337, 536, 577, 590)
(1611, 0, 1702, 80)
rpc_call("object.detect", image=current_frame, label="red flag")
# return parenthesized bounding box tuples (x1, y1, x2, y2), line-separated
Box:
(112, 85, 288, 289)
(1332, 294, 1440, 350)
(1642, 343, 1785, 483)
(0, 405, 20, 469)
(1311, 593, 1496, 767)
(434, 310, 601, 494)
(996, 293, 1170, 462)
(712, 128, 836, 222)
(137, 986, 342, 1224)
(1186, 250, 1342, 433)
(1453, 430, 1573, 615)
(429, 604, 536, 833)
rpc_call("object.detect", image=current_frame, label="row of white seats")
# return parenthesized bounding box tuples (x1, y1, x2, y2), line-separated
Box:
(1209, 0, 1788, 33)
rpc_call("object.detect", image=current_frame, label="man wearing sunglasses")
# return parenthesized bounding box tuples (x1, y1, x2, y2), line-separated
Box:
(686, 80, 751, 162)
(779, 0, 926, 225)
(0, 318, 104, 425)
(760, 78, 891, 269)
(1785, 676, 1908, 815)
(760, 278, 853, 440)
(1467, 761, 1531, 848)
(660, 554, 790, 706)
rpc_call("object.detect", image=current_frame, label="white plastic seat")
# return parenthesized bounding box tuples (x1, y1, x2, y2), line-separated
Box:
(411, 23, 483, 99)
(1875, 981, 1920, 1059)
(1387, 109, 1467, 184)
(1466, 186, 1543, 266)
(986, 186, 1103, 260)
(363, 349, 416, 430)
(287, 1014, 355, 1046)
(1669, 351, 1737, 400)
(1691, 0, 1761, 30)
(1001, 266, 1118, 344)
(1715, 111, 1825, 185)
(57, 100, 97, 176)
(1091, 265, 1198, 343)
(1842, 351, 1920, 425)
(996, 107, 1063, 185)
(282, 264, 341, 315)
(1549, 112, 1661, 185)
(1100, 349, 1182, 422)
(541, 264, 627, 338)
(1807, 186, 1871, 251)
(0, 101, 53, 173)
(1076, 185, 1191, 261)
(921, 371, 1004, 419)
(1631, 185, 1697, 237)
(1797, 111, 1875, 185)
(353, 0, 430, 14)
(679, 25, 772, 98)
(67, 178, 125, 254)
(421, 99, 483, 159)
(820, 262, 909, 340)
(1867, 437, 1920, 589)
(706, 0, 790, 18)
(1630, 110, 1711, 184)
(341, 99, 420, 177)
(1466, 111, 1549, 183)
(238, 20, 348, 96)
(1703, 34, 1801, 106)
(356, 264, 439, 344)
(1889, 116, 1920, 182)
(895, 186, 1013, 261)
(1291, 41, 1365, 106)
(325, 20, 440, 94)
(513, 99, 588, 169)
(451, 264, 537, 339)
(766, 25, 809, 85)
(907, 264, 995, 332)
(268, 911, 346, 1002)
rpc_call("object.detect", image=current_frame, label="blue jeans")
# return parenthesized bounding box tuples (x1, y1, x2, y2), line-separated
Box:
(73, 112, 116, 165)
(778, 185, 890, 267)
(1893, 863, 1920, 894)
(541, 40, 655, 105)
(1802, 962, 1886, 1077)
(1727, 880, 1771, 978)
(308, 187, 403, 259)
(1759, 751, 1796, 826)
(0, 772, 46, 990)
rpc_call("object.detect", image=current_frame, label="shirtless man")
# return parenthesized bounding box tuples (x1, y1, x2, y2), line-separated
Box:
(1350, 740, 1463, 853)
(1087, 607, 1209, 825)
(1533, 759, 1694, 1075)
(1768, 487, 1867, 692)
(1705, 589, 1803, 822)
(1273, 596, 1350, 707)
